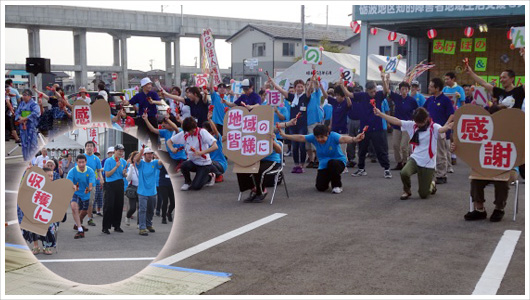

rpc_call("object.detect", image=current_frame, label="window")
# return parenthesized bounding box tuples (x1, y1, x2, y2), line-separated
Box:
(282, 42, 295, 57)
(252, 43, 266, 57)
(397, 45, 407, 58)
(379, 46, 391, 56)
(6, 75, 15, 79)
(22, 75, 29, 79)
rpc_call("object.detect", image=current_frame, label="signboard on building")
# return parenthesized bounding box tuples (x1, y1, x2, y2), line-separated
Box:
(354, 5, 524, 22)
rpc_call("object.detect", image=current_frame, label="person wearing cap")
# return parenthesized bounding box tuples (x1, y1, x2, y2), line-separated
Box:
(122, 77, 165, 148)
(224, 79, 261, 109)
(102, 144, 128, 234)
(76, 87, 91, 105)
(209, 70, 230, 135)
(133, 146, 163, 236)
(167, 117, 218, 191)
(381, 74, 418, 171)
(80, 141, 104, 227)
(162, 86, 209, 127)
(410, 81, 426, 107)
(15, 89, 41, 161)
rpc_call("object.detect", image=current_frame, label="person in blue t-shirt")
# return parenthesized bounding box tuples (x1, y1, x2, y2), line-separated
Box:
(423, 78, 455, 185)
(81, 141, 104, 228)
(67, 154, 96, 239)
(122, 77, 166, 148)
(204, 111, 228, 183)
(142, 114, 187, 173)
(237, 138, 283, 203)
(210, 82, 230, 135)
(342, 81, 392, 178)
(382, 76, 419, 171)
(267, 75, 312, 174)
(410, 81, 426, 107)
(442, 72, 466, 109)
(133, 147, 163, 236)
(279, 124, 365, 194)
(101, 144, 128, 234)
(305, 77, 324, 168)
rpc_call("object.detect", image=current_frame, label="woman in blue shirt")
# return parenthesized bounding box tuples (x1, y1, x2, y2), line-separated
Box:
(279, 124, 365, 194)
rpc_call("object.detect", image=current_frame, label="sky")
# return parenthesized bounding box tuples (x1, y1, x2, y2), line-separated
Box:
(4, 1, 354, 72)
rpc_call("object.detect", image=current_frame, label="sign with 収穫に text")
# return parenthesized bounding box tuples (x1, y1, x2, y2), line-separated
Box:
(17, 167, 74, 236)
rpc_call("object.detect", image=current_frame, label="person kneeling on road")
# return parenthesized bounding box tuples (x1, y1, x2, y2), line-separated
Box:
(373, 107, 453, 200)
(279, 123, 365, 194)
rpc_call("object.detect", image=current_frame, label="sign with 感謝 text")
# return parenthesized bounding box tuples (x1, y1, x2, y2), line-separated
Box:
(454, 104, 525, 180)
(72, 99, 112, 130)
(17, 167, 74, 236)
(201, 28, 221, 86)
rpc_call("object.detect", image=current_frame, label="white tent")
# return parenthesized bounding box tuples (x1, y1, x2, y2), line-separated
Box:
(275, 51, 407, 87)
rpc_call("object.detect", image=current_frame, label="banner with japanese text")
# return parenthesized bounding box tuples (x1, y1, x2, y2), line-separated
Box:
(72, 99, 113, 130)
(201, 28, 222, 86)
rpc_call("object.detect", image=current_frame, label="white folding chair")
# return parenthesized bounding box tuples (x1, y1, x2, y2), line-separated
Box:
(468, 179, 519, 221)
(237, 141, 289, 204)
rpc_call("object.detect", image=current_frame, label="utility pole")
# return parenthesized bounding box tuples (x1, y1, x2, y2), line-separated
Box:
(149, 59, 154, 70)
(301, 5, 305, 58)
(326, 5, 329, 30)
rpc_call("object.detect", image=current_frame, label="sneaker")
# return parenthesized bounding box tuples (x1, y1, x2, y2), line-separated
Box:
(400, 192, 412, 200)
(74, 231, 85, 239)
(114, 227, 124, 233)
(351, 169, 367, 177)
(490, 209, 505, 222)
(162, 218, 167, 224)
(342, 167, 349, 174)
(243, 192, 257, 203)
(139, 229, 149, 236)
(87, 219, 96, 226)
(430, 181, 437, 195)
(391, 163, 403, 171)
(332, 187, 343, 194)
(435, 177, 447, 184)
(252, 191, 268, 203)
(126, 218, 131, 226)
(147, 226, 156, 232)
(181, 183, 190, 191)
(464, 210, 487, 221)
(384, 169, 392, 179)
(215, 175, 224, 183)
(206, 173, 216, 187)
(284, 150, 292, 157)
(73, 225, 88, 232)
(102, 228, 110, 234)
(291, 166, 301, 173)
(448, 167, 454, 173)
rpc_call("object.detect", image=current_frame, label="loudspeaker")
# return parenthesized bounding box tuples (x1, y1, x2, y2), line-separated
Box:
(26, 57, 51, 75)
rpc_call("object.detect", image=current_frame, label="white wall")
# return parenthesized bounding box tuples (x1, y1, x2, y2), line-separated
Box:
(231, 28, 274, 64)
(349, 28, 406, 57)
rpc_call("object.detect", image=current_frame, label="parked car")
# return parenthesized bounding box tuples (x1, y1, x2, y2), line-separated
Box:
(67, 91, 135, 117)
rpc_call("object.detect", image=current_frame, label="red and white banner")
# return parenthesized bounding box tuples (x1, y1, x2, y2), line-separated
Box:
(201, 28, 221, 86)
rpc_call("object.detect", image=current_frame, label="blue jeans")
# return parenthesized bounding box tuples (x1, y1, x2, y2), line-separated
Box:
(138, 194, 156, 230)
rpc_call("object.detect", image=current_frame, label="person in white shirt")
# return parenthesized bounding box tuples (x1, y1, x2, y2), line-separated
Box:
(167, 117, 218, 191)
(97, 82, 108, 101)
(374, 107, 453, 200)
(33, 148, 50, 168)
(77, 87, 91, 104)
(125, 151, 140, 226)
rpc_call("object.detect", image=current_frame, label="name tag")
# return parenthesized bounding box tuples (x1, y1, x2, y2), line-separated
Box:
(300, 106, 307, 112)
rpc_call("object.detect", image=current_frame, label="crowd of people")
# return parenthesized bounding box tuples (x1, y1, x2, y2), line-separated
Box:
(12, 47, 525, 253)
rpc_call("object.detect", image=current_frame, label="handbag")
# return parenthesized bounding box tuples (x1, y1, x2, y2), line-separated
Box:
(125, 165, 139, 198)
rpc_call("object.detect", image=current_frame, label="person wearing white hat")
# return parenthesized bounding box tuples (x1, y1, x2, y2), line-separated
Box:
(77, 87, 91, 105)
(121, 77, 166, 148)
(223, 78, 261, 109)
(133, 146, 163, 236)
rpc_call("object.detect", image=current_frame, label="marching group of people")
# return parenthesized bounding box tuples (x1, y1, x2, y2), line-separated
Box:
(13, 48, 525, 253)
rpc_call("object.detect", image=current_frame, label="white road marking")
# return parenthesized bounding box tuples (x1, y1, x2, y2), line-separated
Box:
(39, 257, 156, 263)
(472, 230, 522, 295)
(156, 213, 287, 266)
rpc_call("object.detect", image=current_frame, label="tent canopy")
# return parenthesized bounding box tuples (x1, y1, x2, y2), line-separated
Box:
(45, 134, 84, 151)
(275, 51, 407, 88)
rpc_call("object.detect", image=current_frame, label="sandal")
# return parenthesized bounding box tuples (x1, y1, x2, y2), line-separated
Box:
(43, 247, 53, 255)
(32, 247, 41, 255)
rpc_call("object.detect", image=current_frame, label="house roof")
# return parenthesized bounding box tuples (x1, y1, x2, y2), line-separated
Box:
(226, 24, 351, 43)
(6, 70, 29, 76)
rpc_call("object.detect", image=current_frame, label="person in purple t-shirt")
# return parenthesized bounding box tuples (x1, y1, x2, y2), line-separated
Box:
(224, 79, 261, 110)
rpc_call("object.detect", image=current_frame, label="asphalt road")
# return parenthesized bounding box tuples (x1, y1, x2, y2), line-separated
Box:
(4, 140, 526, 295)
